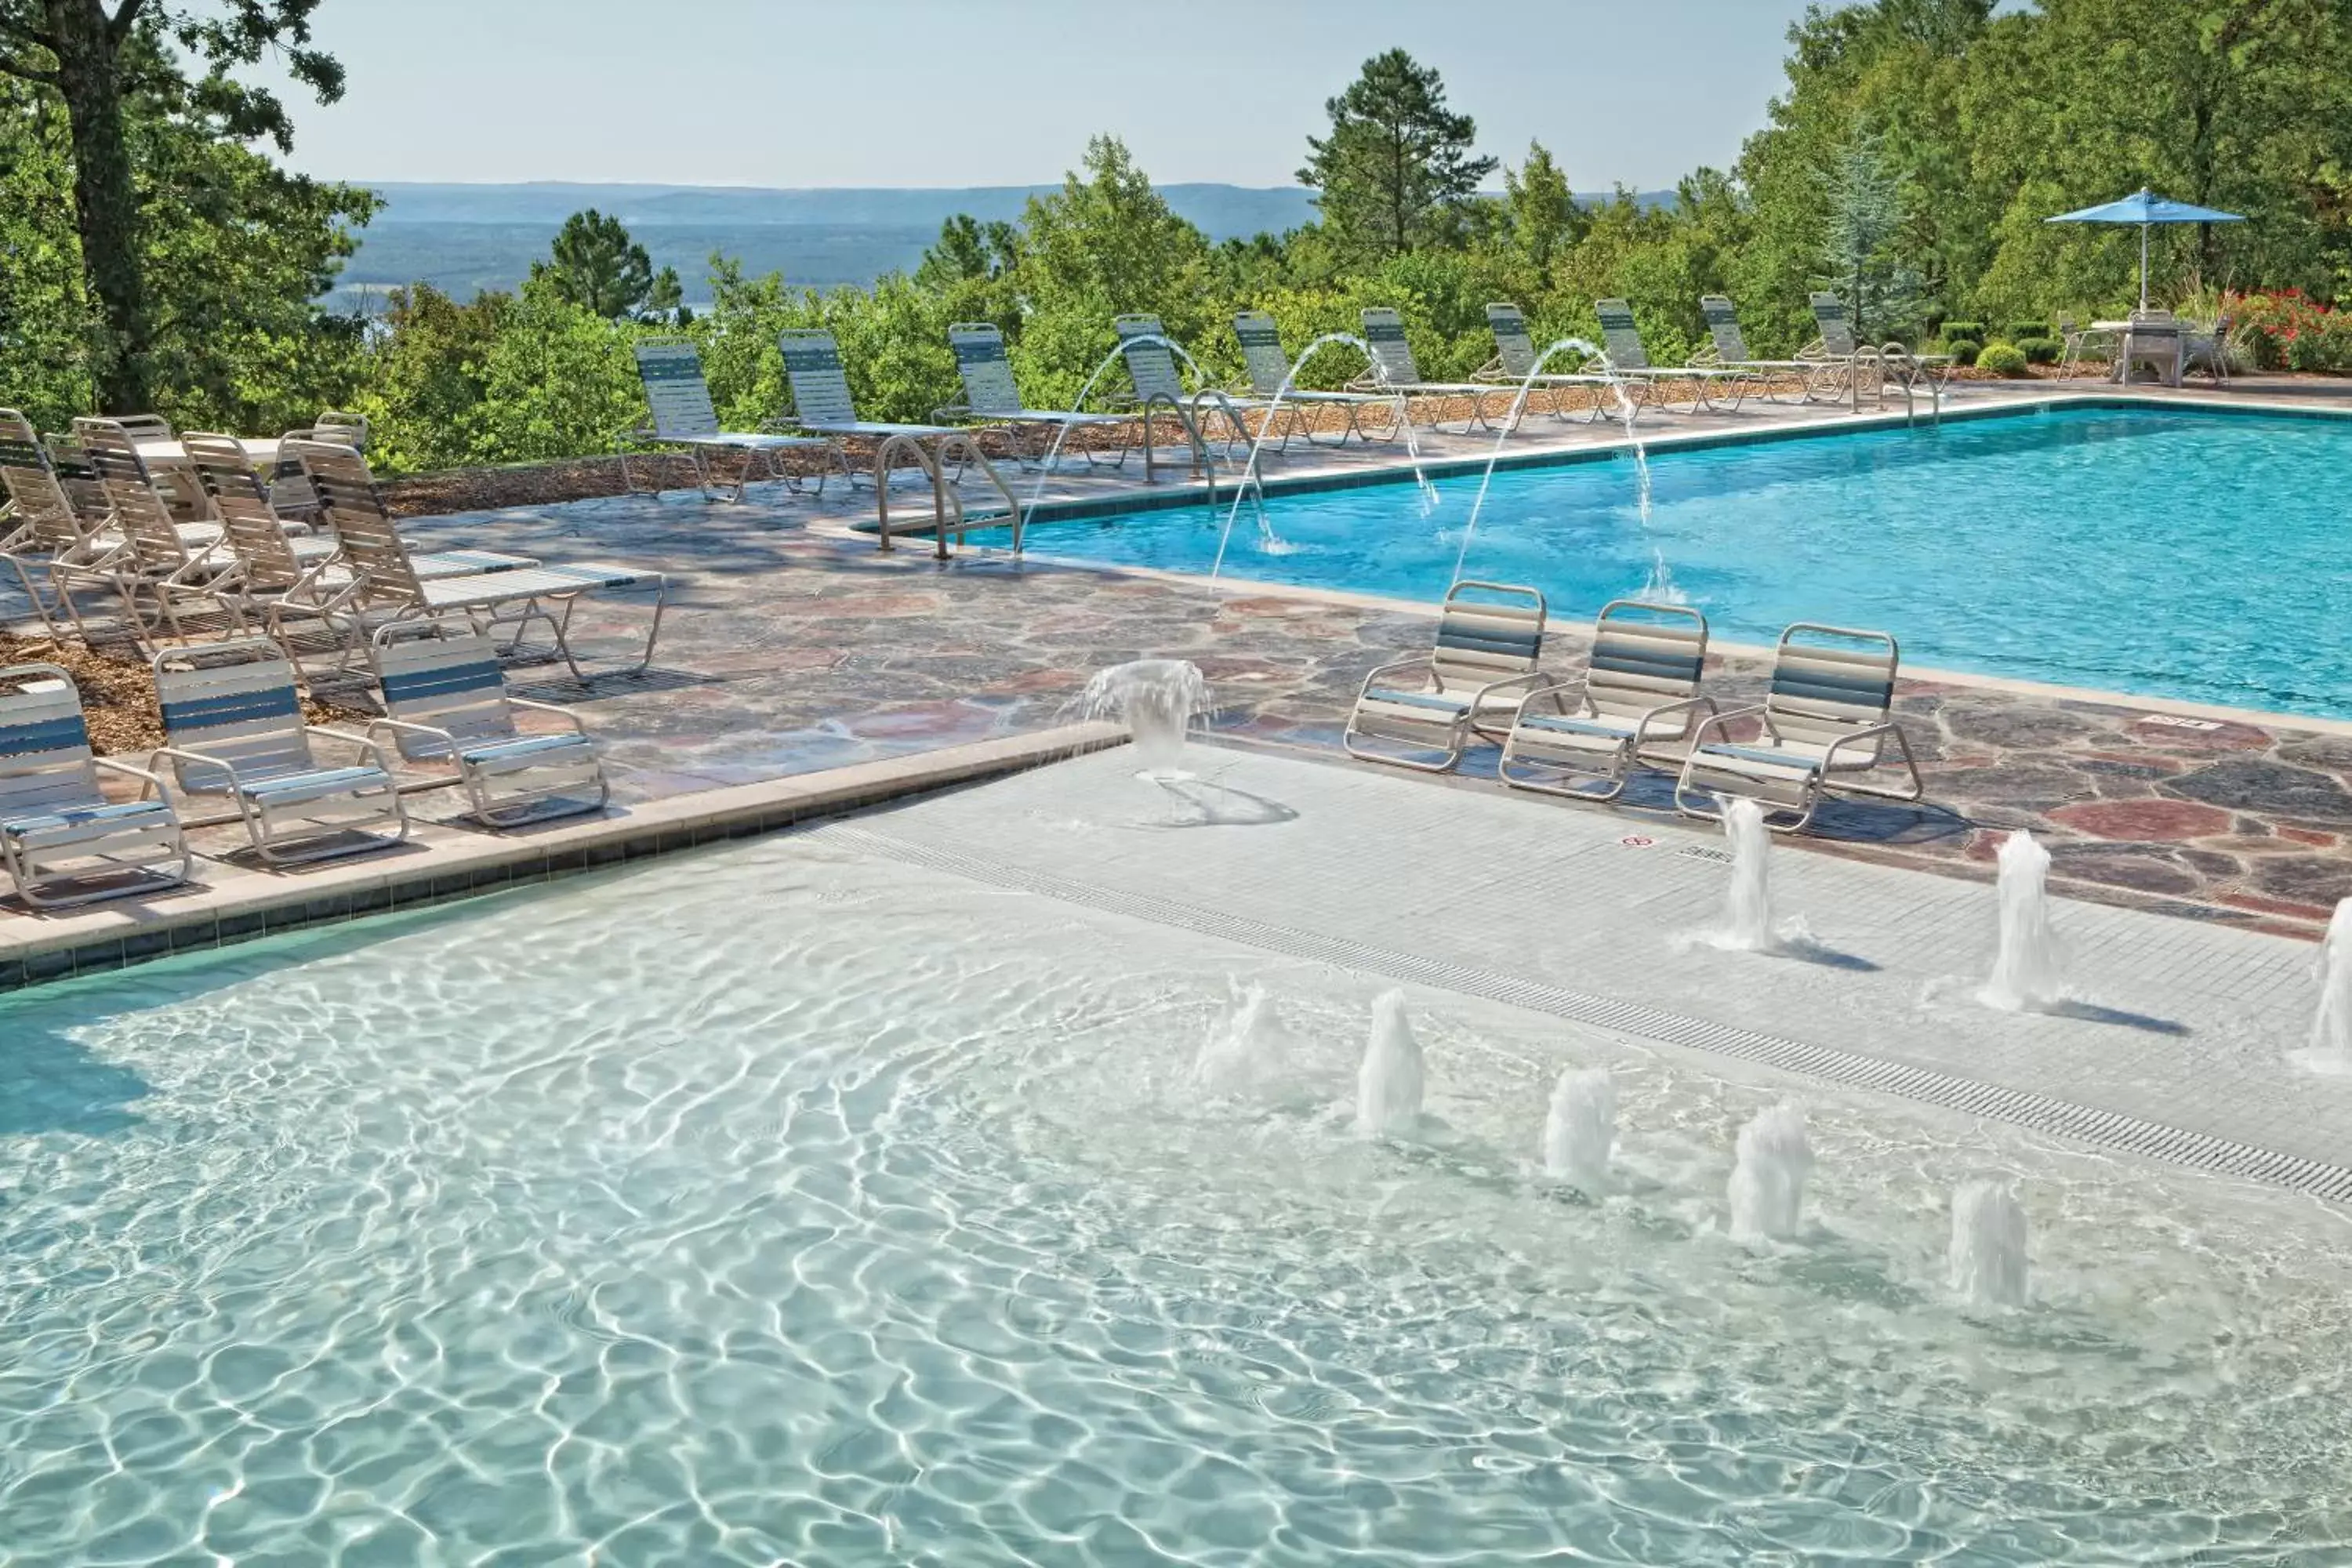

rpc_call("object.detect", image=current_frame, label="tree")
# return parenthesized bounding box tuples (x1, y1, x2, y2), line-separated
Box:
(1816, 129, 1923, 339)
(1502, 140, 1581, 273)
(0, 0, 344, 412)
(531, 208, 657, 320)
(913, 212, 1019, 289)
(1299, 49, 1496, 262)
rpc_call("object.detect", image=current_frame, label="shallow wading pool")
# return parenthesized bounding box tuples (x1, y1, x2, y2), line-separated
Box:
(4, 760, 2351, 1563)
(993, 406, 2352, 720)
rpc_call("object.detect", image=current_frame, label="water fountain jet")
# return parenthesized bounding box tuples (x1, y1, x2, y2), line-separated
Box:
(1542, 1068, 1617, 1192)
(1727, 1104, 1813, 1241)
(2290, 895, 2352, 1075)
(1356, 990, 1423, 1135)
(1079, 659, 1213, 782)
(1194, 982, 1296, 1096)
(1948, 1179, 2030, 1308)
(1979, 830, 2066, 1011)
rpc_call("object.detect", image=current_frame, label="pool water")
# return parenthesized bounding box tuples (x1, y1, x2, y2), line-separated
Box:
(5, 830, 2351, 1562)
(1004, 407, 2352, 719)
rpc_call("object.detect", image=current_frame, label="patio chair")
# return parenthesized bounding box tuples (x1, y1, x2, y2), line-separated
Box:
(1499, 601, 1715, 800)
(294, 440, 668, 679)
(367, 622, 608, 826)
(151, 637, 410, 865)
(1674, 622, 1924, 833)
(935, 321, 1130, 468)
(1806, 293, 1954, 394)
(1352, 307, 1507, 434)
(2182, 314, 2234, 386)
(1696, 296, 1838, 404)
(1, 410, 109, 637)
(2122, 310, 2183, 387)
(1593, 299, 1751, 412)
(1112, 313, 1260, 459)
(2056, 317, 2117, 381)
(0, 662, 192, 907)
(73, 417, 249, 649)
(1231, 310, 1398, 449)
(623, 338, 848, 503)
(779, 327, 962, 486)
(1344, 581, 1550, 772)
(1477, 302, 1624, 423)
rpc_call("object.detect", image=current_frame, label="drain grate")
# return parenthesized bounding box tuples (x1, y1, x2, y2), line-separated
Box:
(1677, 844, 1736, 865)
(815, 822, 2352, 1204)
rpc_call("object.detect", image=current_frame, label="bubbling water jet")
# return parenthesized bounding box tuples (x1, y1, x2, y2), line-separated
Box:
(1727, 1103, 1813, 1241)
(1979, 830, 2066, 1011)
(1078, 659, 1212, 782)
(1542, 1068, 1617, 1192)
(1948, 1178, 2030, 1308)
(2290, 896, 2352, 1075)
(1193, 982, 1297, 1096)
(1355, 989, 1423, 1135)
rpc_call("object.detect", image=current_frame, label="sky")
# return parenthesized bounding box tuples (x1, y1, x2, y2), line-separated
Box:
(268, 0, 1820, 191)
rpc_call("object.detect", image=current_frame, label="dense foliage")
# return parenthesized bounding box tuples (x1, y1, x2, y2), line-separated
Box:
(9, 0, 2352, 473)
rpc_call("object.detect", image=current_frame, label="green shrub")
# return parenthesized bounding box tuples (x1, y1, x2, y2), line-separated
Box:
(1977, 341, 2029, 376)
(1943, 339, 1981, 367)
(2008, 320, 2050, 340)
(2014, 336, 2061, 365)
(1939, 320, 1985, 344)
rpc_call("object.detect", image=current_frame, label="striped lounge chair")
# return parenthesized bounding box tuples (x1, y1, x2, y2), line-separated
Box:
(151, 638, 410, 865)
(936, 321, 1130, 469)
(1674, 622, 1925, 833)
(622, 339, 847, 503)
(1500, 601, 1715, 800)
(779, 327, 962, 487)
(368, 622, 608, 826)
(1592, 299, 1751, 413)
(1112, 312, 1260, 460)
(1694, 296, 1835, 404)
(0, 663, 192, 907)
(294, 440, 667, 679)
(1344, 582, 1549, 773)
(1230, 311, 1398, 451)
(1352, 307, 1506, 434)
(1475, 303, 1621, 424)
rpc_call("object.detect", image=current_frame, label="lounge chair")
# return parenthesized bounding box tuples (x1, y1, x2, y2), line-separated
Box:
(0, 662, 192, 907)
(267, 411, 368, 521)
(779, 327, 962, 485)
(367, 622, 608, 826)
(1806, 293, 1953, 396)
(1674, 622, 1925, 833)
(151, 637, 410, 865)
(1112, 313, 1259, 459)
(0, 410, 109, 637)
(936, 321, 1129, 468)
(73, 417, 249, 649)
(1231, 311, 1398, 449)
(1500, 601, 1714, 799)
(1476, 303, 1622, 423)
(1592, 299, 1751, 412)
(624, 338, 848, 503)
(1696, 296, 1836, 404)
(296, 440, 667, 679)
(1353, 308, 1507, 434)
(1344, 581, 1549, 772)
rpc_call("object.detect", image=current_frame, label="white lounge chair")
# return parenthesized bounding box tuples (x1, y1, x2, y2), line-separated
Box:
(368, 622, 608, 826)
(1231, 311, 1397, 449)
(1806, 293, 1954, 397)
(1353, 307, 1507, 434)
(1675, 622, 1925, 833)
(1112, 313, 1261, 460)
(1, 409, 110, 637)
(1501, 601, 1715, 800)
(624, 338, 848, 503)
(295, 440, 668, 679)
(72, 417, 249, 650)
(1477, 303, 1622, 423)
(1696, 296, 1836, 404)
(1592, 299, 1751, 412)
(0, 662, 191, 907)
(1344, 581, 1549, 772)
(936, 321, 1129, 469)
(779, 328, 963, 487)
(152, 637, 410, 865)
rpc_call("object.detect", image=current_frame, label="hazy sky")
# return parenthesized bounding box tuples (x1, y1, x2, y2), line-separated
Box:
(271, 1, 1820, 191)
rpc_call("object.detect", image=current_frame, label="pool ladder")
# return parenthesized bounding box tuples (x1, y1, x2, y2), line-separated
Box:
(1852, 344, 1944, 426)
(872, 433, 1024, 558)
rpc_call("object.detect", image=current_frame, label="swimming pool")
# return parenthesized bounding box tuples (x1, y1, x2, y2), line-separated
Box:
(1006, 405, 2352, 720)
(5, 796, 2351, 1563)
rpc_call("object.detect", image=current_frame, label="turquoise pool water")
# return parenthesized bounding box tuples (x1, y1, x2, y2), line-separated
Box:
(1004, 407, 2352, 719)
(5, 827, 2351, 1563)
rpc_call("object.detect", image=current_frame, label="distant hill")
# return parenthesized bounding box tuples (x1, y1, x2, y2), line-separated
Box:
(328, 181, 1676, 308)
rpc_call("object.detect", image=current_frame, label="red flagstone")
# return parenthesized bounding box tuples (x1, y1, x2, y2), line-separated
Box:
(2049, 799, 2235, 840)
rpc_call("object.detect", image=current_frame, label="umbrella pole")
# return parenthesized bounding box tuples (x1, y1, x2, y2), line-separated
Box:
(2140, 222, 2149, 310)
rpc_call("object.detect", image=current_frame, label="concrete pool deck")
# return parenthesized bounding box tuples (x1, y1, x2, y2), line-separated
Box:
(5, 377, 2352, 984)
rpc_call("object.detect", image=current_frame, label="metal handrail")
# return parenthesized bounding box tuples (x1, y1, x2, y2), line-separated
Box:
(1878, 343, 1943, 426)
(873, 432, 1023, 560)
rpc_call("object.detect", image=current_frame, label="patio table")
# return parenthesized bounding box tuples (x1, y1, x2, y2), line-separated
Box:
(136, 435, 281, 470)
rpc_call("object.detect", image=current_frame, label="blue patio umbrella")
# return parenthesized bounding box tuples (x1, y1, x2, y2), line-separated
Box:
(2044, 188, 2245, 310)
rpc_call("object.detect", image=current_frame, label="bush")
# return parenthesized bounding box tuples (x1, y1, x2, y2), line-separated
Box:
(2008, 320, 2050, 341)
(1943, 339, 1981, 367)
(1939, 319, 1985, 343)
(2014, 336, 2061, 365)
(2224, 290, 2352, 373)
(1976, 341, 2029, 376)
